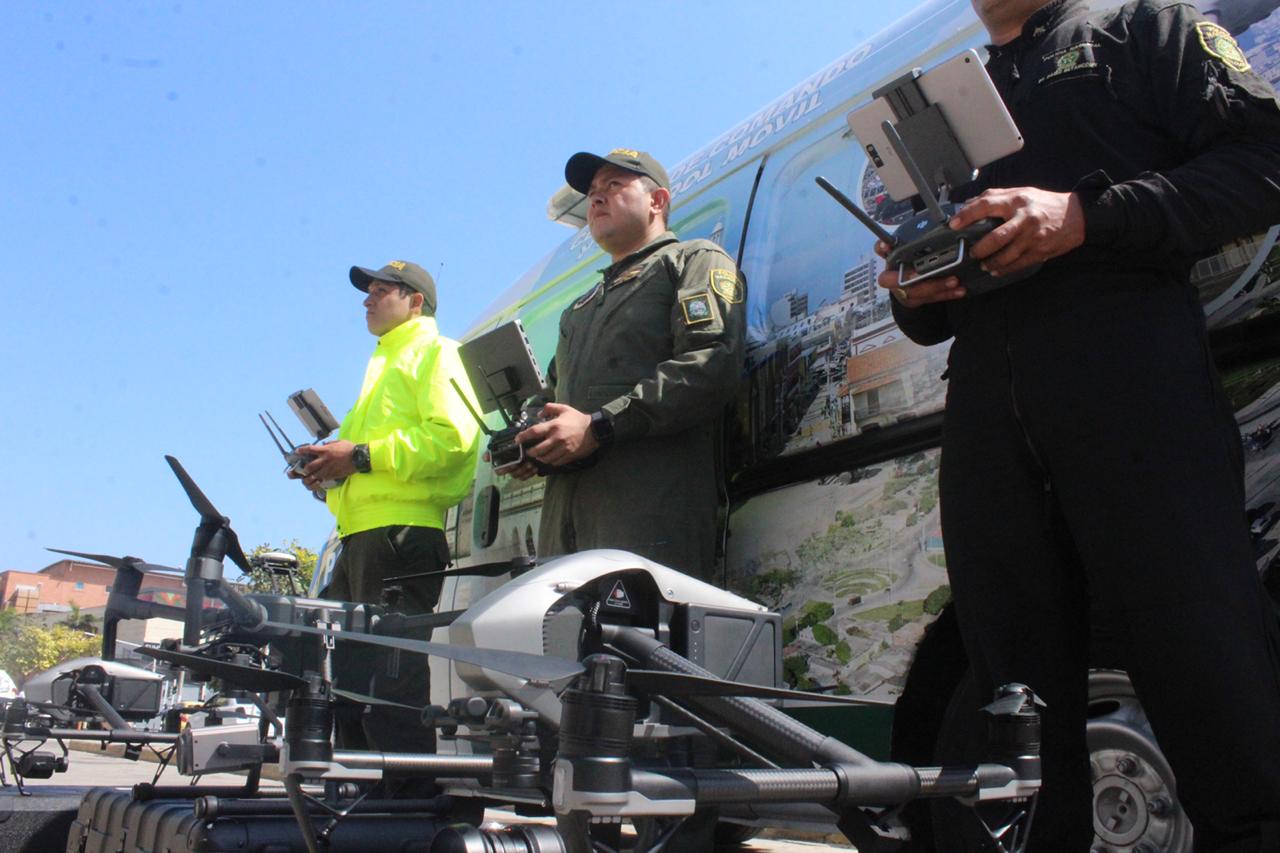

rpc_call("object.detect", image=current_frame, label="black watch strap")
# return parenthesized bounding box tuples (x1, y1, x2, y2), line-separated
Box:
(589, 411, 615, 445)
(351, 443, 372, 473)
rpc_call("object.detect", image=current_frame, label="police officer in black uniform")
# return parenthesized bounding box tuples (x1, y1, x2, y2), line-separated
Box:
(881, 0, 1280, 848)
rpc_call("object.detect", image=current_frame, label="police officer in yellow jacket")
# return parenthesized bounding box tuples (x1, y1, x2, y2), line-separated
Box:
(508, 150, 745, 581)
(296, 259, 480, 762)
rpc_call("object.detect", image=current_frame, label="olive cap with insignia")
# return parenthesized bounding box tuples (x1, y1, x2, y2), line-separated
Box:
(349, 260, 437, 316)
(565, 148, 670, 194)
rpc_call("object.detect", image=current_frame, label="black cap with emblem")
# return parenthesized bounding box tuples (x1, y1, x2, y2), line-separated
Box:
(349, 260, 437, 316)
(565, 148, 670, 194)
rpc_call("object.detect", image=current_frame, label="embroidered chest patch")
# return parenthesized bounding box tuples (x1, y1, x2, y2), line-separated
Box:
(1196, 22, 1250, 72)
(680, 292, 715, 325)
(709, 268, 743, 303)
(1038, 41, 1102, 85)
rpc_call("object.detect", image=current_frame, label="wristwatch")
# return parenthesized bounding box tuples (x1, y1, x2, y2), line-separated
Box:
(589, 411, 615, 446)
(351, 443, 372, 473)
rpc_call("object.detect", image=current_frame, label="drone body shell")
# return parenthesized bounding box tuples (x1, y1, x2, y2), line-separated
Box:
(432, 550, 767, 731)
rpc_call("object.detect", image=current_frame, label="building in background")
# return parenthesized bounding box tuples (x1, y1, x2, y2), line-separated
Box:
(0, 558, 185, 615)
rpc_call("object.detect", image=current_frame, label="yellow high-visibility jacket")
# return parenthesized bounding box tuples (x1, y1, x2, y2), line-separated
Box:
(326, 315, 480, 537)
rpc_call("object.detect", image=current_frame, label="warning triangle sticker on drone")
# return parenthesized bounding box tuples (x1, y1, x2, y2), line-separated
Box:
(607, 580, 632, 610)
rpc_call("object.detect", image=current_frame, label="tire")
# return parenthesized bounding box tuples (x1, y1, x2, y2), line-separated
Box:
(1086, 669, 1192, 853)
(926, 669, 1192, 852)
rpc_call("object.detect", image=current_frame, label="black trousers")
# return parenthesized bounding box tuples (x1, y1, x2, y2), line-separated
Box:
(324, 525, 448, 761)
(939, 286, 1280, 851)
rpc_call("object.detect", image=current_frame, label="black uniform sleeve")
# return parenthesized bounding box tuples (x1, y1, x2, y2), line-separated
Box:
(891, 299, 954, 346)
(1083, 1, 1280, 254)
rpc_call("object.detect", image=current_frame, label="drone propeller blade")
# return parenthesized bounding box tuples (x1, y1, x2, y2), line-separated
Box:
(384, 557, 536, 585)
(46, 549, 182, 576)
(137, 646, 306, 693)
(982, 687, 1046, 718)
(5, 696, 92, 715)
(163, 456, 251, 573)
(164, 455, 225, 525)
(222, 528, 251, 574)
(259, 619, 584, 684)
(47, 548, 128, 570)
(626, 670, 873, 706)
(331, 688, 422, 712)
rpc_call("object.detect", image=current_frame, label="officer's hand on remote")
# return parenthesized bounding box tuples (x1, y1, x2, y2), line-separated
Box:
(284, 453, 321, 493)
(953, 187, 1085, 277)
(286, 462, 327, 495)
(874, 240, 966, 307)
(494, 454, 539, 481)
(515, 402, 599, 468)
(298, 440, 356, 488)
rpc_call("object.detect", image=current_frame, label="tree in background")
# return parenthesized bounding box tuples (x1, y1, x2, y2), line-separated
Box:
(240, 539, 318, 594)
(0, 618, 98, 687)
(62, 602, 99, 633)
(0, 607, 20, 637)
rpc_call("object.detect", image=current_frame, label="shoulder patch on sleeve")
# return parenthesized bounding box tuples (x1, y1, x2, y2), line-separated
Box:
(680, 291, 716, 325)
(573, 282, 603, 310)
(1196, 21, 1250, 72)
(709, 268, 743, 303)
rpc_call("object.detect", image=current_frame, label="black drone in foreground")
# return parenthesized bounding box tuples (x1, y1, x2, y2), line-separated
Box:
(52, 457, 1043, 853)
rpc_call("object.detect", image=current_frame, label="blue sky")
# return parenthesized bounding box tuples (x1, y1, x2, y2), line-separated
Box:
(0, 2, 915, 577)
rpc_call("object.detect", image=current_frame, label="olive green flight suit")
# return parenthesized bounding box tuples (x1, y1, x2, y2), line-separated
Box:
(538, 231, 746, 581)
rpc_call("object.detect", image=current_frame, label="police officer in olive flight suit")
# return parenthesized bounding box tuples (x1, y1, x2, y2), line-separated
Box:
(505, 149, 746, 582)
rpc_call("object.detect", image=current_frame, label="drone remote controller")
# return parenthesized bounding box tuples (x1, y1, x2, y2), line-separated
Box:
(485, 406, 545, 470)
(886, 204, 1009, 294)
(260, 410, 344, 497)
(450, 367, 554, 472)
(282, 448, 317, 481)
(824, 55, 1039, 296)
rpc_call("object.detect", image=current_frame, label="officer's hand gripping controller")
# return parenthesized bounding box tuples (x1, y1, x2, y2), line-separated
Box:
(816, 175, 1005, 288)
(819, 55, 1038, 296)
(481, 403, 548, 471)
(884, 199, 1008, 288)
(261, 389, 345, 499)
(816, 141, 1031, 297)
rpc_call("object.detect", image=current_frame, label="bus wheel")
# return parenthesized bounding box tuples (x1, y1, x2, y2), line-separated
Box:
(1086, 669, 1192, 853)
